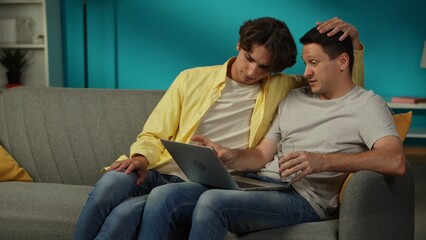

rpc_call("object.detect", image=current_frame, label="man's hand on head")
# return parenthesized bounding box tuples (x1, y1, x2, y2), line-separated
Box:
(316, 17, 362, 50)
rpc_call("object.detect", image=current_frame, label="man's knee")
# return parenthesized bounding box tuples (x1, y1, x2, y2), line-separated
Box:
(149, 182, 175, 200)
(146, 182, 204, 215)
(111, 196, 148, 220)
(196, 190, 224, 209)
(88, 171, 138, 203)
(96, 171, 137, 189)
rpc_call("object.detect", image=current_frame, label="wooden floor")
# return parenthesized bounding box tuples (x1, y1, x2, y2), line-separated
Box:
(405, 147, 426, 240)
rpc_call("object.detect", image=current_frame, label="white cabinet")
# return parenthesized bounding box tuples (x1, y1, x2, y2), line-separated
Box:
(0, 0, 62, 87)
(388, 102, 426, 139)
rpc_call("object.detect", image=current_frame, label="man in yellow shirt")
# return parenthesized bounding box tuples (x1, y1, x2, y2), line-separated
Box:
(74, 17, 364, 240)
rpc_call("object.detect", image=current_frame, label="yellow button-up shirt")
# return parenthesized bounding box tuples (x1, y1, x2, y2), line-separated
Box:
(129, 50, 364, 170)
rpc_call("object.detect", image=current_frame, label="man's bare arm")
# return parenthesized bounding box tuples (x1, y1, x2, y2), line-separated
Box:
(280, 135, 406, 183)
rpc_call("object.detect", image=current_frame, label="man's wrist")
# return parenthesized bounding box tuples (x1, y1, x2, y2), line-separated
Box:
(352, 39, 363, 51)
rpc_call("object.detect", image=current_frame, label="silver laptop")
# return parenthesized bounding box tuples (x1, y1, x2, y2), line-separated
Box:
(161, 139, 289, 191)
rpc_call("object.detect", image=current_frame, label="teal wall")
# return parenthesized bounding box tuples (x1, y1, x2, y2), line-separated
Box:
(62, 0, 85, 88)
(62, 0, 426, 95)
(62, 0, 426, 138)
(45, 0, 64, 87)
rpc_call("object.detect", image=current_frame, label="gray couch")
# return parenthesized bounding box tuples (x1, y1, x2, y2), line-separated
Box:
(0, 86, 415, 240)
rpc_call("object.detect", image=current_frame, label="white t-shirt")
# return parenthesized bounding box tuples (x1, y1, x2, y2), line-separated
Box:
(159, 77, 260, 178)
(194, 77, 261, 149)
(262, 86, 398, 219)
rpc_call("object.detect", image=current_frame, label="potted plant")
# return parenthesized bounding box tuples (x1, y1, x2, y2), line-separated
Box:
(0, 48, 28, 88)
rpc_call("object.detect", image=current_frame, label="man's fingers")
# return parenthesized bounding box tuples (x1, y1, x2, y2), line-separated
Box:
(317, 17, 340, 33)
(316, 17, 359, 42)
(136, 175, 144, 186)
(135, 170, 147, 186)
(338, 31, 350, 41)
(124, 163, 135, 175)
(108, 160, 125, 171)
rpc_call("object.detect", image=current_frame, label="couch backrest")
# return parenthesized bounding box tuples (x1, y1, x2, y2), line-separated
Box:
(0, 86, 165, 185)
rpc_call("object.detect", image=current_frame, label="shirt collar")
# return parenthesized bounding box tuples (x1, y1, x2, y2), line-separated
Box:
(213, 57, 272, 91)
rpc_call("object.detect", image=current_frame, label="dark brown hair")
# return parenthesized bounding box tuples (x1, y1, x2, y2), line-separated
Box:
(300, 27, 354, 73)
(239, 17, 297, 73)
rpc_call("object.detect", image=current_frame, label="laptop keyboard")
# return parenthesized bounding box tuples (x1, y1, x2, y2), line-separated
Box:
(236, 181, 262, 189)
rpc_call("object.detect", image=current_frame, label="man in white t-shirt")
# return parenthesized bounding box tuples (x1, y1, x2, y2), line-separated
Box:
(138, 26, 406, 239)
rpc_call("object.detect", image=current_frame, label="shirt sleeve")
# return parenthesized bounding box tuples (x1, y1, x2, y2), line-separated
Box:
(358, 94, 398, 149)
(129, 72, 185, 167)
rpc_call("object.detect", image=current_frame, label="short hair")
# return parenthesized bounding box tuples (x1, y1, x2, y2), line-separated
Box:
(299, 27, 354, 73)
(239, 17, 297, 73)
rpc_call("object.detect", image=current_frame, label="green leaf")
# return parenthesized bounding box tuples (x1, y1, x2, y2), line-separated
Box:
(0, 49, 28, 73)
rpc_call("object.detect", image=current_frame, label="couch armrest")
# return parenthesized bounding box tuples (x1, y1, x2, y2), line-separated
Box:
(338, 161, 414, 240)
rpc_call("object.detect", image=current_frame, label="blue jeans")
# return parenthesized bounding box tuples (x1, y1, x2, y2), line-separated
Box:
(73, 170, 184, 240)
(139, 182, 320, 240)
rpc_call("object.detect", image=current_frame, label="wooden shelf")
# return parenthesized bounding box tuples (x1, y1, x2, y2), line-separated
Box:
(0, 0, 49, 87)
(0, 0, 42, 4)
(404, 146, 426, 156)
(0, 44, 45, 49)
(387, 101, 426, 140)
(388, 102, 426, 110)
(407, 128, 426, 139)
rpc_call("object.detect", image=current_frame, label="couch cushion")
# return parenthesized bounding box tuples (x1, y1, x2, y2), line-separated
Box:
(226, 219, 338, 240)
(0, 87, 165, 185)
(0, 145, 32, 182)
(0, 182, 92, 240)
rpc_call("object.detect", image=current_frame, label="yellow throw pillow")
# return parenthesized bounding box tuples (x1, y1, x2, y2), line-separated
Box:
(0, 145, 33, 182)
(339, 111, 412, 203)
(392, 111, 413, 142)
